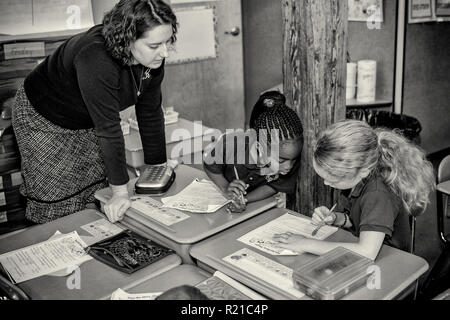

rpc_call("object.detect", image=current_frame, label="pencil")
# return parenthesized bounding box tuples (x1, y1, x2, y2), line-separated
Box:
(312, 203, 338, 236)
(233, 166, 245, 204)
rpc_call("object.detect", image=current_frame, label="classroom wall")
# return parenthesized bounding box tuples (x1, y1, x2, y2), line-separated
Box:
(403, 22, 450, 154)
(348, 0, 397, 103)
(241, 0, 398, 126)
(242, 0, 283, 127)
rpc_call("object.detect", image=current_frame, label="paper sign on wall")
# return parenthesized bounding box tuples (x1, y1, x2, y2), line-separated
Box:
(0, 0, 94, 36)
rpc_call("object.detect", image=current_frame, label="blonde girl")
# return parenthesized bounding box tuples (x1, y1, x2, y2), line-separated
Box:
(274, 120, 435, 260)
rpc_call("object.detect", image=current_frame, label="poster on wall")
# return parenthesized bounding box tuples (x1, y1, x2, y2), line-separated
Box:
(0, 0, 94, 36)
(408, 0, 436, 23)
(166, 6, 217, 64)
(435, 0, 450, 20)
(348, 0, 384, 22)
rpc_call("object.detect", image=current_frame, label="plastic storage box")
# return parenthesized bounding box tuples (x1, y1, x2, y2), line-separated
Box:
(292, 247, 374, 300)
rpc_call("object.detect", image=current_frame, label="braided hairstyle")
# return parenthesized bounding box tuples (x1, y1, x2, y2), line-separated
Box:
(103, 0, 178, 65)
(250, 91, 304, 143)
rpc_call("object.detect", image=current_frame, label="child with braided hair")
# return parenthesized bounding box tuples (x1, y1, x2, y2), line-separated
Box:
(273, 120, 435, 259)
(203, 91, 304, 213)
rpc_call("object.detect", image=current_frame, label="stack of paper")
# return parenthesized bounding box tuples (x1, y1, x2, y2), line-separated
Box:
(161, 179, 229, 213)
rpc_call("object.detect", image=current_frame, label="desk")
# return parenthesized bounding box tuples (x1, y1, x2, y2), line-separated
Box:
(95, 165, 277, 264)
(125, 118, 216, 169)
(123, 265, 211, 295)
(0, 209, 182, 300)
(190, 208, 429, 300)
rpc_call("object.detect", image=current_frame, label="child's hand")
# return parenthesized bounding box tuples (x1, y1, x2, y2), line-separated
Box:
(272, 232, 306, 251)
(226, 180, 248, 200)
(312, 206, 337, 226)
(226, 197, 247, 213)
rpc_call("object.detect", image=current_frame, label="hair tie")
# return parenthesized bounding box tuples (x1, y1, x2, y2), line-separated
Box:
(263, 98, 275, 108)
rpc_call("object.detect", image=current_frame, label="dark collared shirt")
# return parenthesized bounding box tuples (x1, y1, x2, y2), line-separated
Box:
(337, 174, 411, 252)
(203, 131, 300, 194)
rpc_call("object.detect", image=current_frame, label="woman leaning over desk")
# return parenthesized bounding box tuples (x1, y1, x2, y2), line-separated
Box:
(12, 0, 177, 224)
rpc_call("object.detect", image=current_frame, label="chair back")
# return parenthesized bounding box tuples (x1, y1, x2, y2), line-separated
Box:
(438, 155, 450, 184)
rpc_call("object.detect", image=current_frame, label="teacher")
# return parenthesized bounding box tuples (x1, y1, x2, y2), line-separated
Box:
(12, 0, 177, 224)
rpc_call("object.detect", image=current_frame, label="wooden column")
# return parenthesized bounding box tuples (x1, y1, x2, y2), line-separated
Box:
(282, 0, 348, 214)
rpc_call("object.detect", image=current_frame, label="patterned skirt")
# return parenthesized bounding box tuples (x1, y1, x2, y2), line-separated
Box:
(12, 84, 108, 224)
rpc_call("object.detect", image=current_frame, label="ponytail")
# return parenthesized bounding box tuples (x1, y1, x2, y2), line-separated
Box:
(376, 129, 435, 215)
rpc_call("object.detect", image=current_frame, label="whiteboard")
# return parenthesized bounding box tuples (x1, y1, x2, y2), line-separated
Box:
(166, 6, 217, 64)
(0, 0, 94, 36)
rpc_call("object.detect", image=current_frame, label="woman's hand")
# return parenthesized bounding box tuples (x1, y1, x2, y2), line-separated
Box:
(272, 232, 306, 252)
(104, 185, 131, 223)
(312, 206, 338, 226)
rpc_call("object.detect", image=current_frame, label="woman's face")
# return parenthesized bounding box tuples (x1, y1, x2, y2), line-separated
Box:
(130, 24, 173, 68)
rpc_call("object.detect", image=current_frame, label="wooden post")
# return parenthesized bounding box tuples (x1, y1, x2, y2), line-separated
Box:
(282, 0, 348, 214)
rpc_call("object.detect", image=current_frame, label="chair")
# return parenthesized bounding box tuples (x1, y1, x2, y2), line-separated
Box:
(437, 154, 450, 244)
(433, 288, 450, 300)
(0, 273, 30, 300)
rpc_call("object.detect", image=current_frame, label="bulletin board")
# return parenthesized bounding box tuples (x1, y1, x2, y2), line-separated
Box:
(0, 0, 94, 36)
(166, 6, 218, 65)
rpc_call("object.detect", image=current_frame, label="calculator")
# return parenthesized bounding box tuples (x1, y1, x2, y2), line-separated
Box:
(135, 164, 176, 195)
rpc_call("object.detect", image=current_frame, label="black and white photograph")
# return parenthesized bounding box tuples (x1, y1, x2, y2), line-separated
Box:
(0, 0, 449, 311)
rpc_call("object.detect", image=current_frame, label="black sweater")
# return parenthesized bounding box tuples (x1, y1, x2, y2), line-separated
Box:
(24, 25, 167, 186)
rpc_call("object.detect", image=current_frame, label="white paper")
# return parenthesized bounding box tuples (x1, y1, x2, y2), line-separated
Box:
(110, 288, 162, 300)
(80, 218, 124, 246)
(223, 248, 304, 299)
(0, 231, 92, 284)
(161, 179, 229, 213)
(130, 195, 190, 226)
(166, 6, 217, 64)
(238, 213, 338, 256)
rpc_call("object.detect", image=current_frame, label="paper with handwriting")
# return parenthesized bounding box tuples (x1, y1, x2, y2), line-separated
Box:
(237, 213, 338, 256)
(161, 179, 229, 213)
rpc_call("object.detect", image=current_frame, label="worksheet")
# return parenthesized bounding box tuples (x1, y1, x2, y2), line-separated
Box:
(0, 231, 91, 284)
(161, 179, 229, 213)
(237, 213, 338, 256)
(80, 218, 124, 246)
(131, 195, 190, 226)
(223, 248, 305, 299)
(110, 288, 163, 300)
(196, 271, 266, 300)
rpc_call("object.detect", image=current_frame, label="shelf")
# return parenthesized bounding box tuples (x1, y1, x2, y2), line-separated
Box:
(0, 28, 90, 43)
(346, 99, 392, 108)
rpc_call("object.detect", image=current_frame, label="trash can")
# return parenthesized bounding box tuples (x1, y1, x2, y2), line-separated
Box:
(346, 109, 422, 145)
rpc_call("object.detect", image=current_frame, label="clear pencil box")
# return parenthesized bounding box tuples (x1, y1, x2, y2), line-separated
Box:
(292, 247, 374, 300)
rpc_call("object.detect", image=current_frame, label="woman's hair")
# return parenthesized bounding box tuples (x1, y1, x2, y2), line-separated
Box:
(102, 0, 178, 65)
(314, 120, 436, 214)
(250, 91, 304, 143)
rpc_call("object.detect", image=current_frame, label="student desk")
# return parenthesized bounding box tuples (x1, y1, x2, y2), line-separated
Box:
(190, 208, 429, 300)
(120, 264, 211, 296)
(0, 209, 182, 300)
(95, 165, 277, 264)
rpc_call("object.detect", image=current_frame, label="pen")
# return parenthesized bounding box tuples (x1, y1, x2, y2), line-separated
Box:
(233, 166, 245, 204)
(312, 203, 337, 237)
